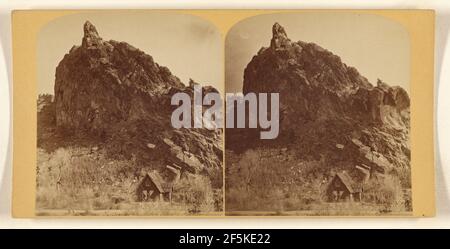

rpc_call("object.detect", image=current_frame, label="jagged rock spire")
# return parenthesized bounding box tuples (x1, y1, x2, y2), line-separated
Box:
(270, 22, 291, 50)
(272, 23, 288, 39)
(82, 21, 103, 48)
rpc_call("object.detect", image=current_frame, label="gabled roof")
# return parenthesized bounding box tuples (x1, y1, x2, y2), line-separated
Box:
(335, 172, 362, 193)
(146, 172, 172, 193)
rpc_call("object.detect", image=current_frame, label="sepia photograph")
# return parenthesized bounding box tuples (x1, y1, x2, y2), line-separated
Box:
(225, 13, 412, 216)
(36, 12, 224, 216)
(6, 5, 440, 232)
(9, 10, 434, 219)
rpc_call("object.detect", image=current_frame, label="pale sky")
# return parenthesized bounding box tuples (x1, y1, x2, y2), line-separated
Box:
(38, 12, 410, 96)
(226, 12, 410, 93)
(37, 12, 223, 95)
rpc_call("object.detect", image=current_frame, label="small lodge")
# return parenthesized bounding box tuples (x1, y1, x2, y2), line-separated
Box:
(327, 163, 378, 202)
(136, 172, 174, 202)
(327, 171, 364, 202)
(136, 164, 182, 203)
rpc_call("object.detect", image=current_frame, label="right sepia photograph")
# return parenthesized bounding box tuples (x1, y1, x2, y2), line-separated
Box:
(225, 12, 411, 216)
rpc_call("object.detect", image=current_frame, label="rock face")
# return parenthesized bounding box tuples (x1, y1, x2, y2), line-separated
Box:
(55, 21, 184, 133)
(48, 21, 222, 178)
(227, 23, 410, 178)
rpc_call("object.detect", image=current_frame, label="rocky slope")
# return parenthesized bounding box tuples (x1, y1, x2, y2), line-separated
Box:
(39, 21, 223, 182)
(227, 23, 410, 183)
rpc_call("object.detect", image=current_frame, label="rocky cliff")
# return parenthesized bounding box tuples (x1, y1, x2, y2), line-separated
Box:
(227, 23, 410, 182)
(41, 21, 223, 180)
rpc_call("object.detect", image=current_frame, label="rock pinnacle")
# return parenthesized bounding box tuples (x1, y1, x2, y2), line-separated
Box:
(82, 21, 103, 48)
(270, 23, 291, 50)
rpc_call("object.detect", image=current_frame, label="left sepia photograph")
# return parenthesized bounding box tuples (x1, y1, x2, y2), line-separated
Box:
(36, 12, 224, 216)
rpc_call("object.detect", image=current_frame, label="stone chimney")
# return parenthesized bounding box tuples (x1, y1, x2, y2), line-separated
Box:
(166, 164, 182, 183)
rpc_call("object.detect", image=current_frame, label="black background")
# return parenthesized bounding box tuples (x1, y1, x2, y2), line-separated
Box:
(0, 229, 447, 248)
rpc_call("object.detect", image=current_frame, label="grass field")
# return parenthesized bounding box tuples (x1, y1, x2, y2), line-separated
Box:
(36, 147, 223, 216)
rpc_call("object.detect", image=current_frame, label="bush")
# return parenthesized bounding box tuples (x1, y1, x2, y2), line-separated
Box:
(226, 148, 330, 212)
(174, 174, 215, 213)
(36, 147, 137, 211)
(363, 175, 405, 212)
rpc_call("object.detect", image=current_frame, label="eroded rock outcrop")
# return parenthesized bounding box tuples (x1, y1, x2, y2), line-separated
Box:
(227, 23, 410, 179)
(44, 21, 222, 180)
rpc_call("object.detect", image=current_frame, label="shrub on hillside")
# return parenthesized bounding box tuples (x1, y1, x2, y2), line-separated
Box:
(363, 175, 405, 212)
(174, 174, 215, 213)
